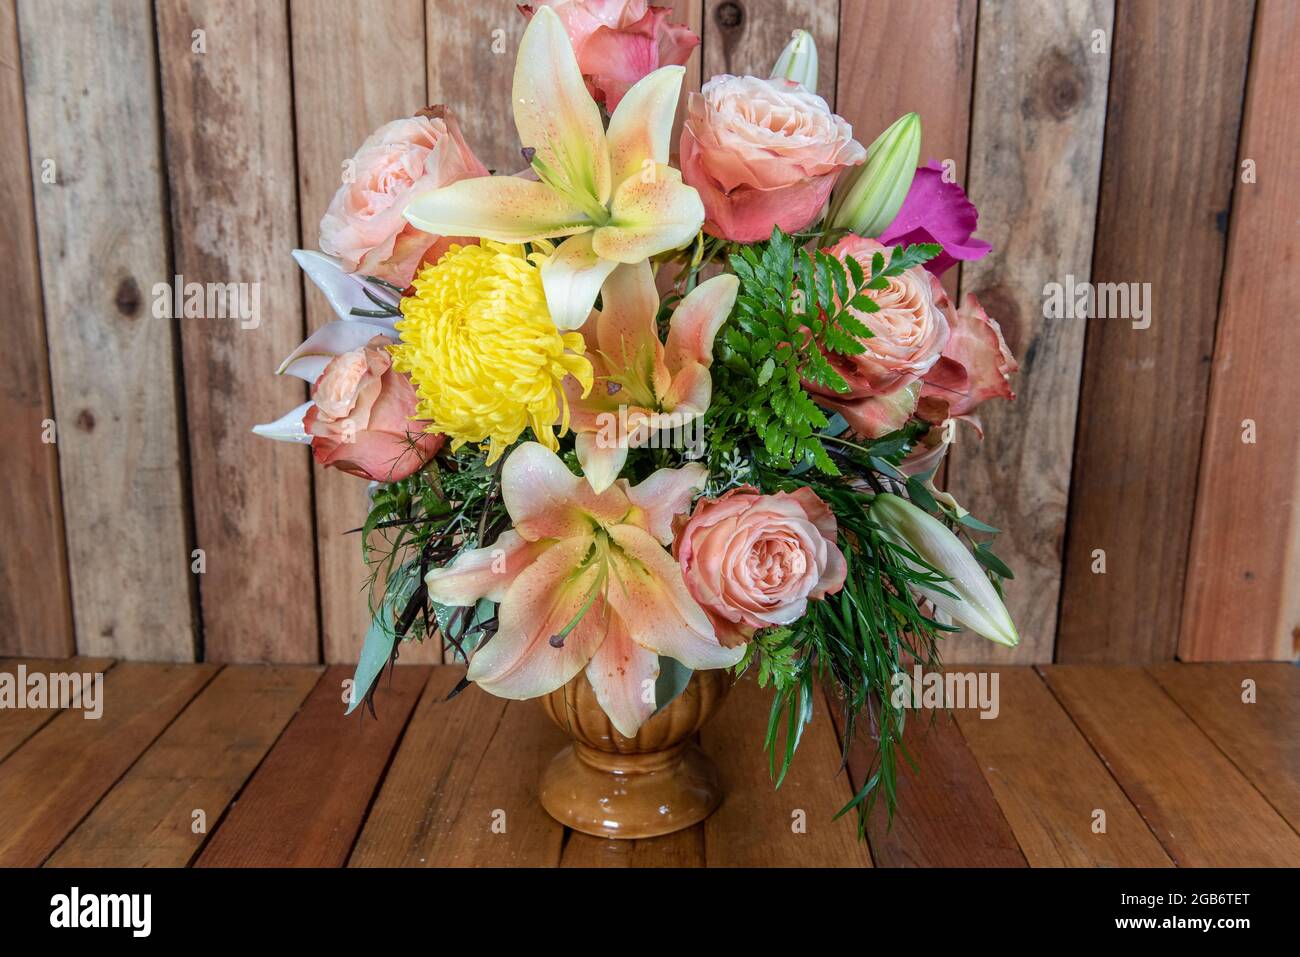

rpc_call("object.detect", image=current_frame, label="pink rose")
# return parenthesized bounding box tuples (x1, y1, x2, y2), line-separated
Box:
(920, 293, 1019, 424)
(305, 336, 444, 482)
(673, 486, 848, 647)
(319, 108, 488, 288)
(681, 75, 866, 242)
(519, 1, 699, 111)
(805, 235, 952, 437)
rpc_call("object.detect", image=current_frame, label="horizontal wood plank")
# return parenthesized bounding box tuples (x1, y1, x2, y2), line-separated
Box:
(561, 825, 706, 868)
(1148, 662, 1300, 833)
(351, 668, 565, 867)
(1040, 665, 1300, 866)
(0, 657, 114, 762)
(46, 664, 322, 867)
(0, 662, 217, 866)
(953, 667, 1171, 866)
(834, 696, 1026, 868)
(704, 677, 871, 867)
(195, 663, 428, 867)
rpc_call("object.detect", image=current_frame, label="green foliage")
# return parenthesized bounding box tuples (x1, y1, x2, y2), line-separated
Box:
(709, 227, 939, 476)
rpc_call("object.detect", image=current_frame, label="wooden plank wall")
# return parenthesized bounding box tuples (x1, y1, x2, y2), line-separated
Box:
(3, 0, 1291, 665)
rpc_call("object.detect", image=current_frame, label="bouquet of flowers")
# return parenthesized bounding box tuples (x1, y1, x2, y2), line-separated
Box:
(256, 2, 1019, 829)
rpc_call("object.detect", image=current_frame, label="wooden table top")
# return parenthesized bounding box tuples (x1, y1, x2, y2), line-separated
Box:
(0, 659, 1296, 868)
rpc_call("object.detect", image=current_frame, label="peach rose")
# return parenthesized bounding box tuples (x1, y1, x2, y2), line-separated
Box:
(681, 75, 865, 242)
(319, 108, 488, 288)
(673, 486, 847, 646)
(519, 1, 699, 111)
(806, 235, 953, 437)
(305, 336, 444, 482)
(921, 293, 1018, 422)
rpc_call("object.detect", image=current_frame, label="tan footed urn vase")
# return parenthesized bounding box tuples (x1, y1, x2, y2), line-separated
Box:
(539, 670, 733, 839)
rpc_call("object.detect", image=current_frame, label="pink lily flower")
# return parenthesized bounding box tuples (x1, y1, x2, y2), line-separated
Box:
(426, 442, 743, 737)
(564, 261, 738, 493)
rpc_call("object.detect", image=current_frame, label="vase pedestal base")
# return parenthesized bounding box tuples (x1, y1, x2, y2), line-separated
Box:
(539, 740, 721, 840)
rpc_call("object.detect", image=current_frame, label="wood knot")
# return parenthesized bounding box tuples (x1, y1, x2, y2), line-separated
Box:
(1037, 49, 1085, 121)
(114, 276, 142, 317)
(715, 1, 744, 31)
(75, 408, 96, 432)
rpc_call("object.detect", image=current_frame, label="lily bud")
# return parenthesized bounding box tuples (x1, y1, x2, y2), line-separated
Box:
(770, 29, 819, 93)
(826, 112, 921, 237)
(869, 492, 1019, 647)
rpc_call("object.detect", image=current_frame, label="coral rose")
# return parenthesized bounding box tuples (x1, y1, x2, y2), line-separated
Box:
(319, 108, 488, 288)
(805, 235, 952, 437)
(305, 336, 444, 482)
(673, 486, 847, 647)
(920, 293, 1018, 422)
(680, 75, 865, 242)
(519, 0, 699, 111)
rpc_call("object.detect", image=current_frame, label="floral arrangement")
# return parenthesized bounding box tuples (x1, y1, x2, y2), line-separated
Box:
(255, 2, 1020, 830)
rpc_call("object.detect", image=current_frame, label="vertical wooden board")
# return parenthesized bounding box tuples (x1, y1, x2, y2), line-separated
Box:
(835, 0, 975, 176)
(0, 0, 73, 657)
(561, 825, 705, 867)
(19, 0, 196, 661)
(194, 663, 428, 867)
(0, 657, 113, 762)
(1057, 2, 1253, 663)
(703, 677, 871, 867)
(427, 0, 525, 173)
(154, 0, 317, 663)
(350, 668, 565, 866)
(46, 664, 321, 867)
(669, 0, 704, 150)
(953, 667, 1171, 866)
(945, 0, 1114, 665)
(830, 691, 1026, 867)
(290, 0, 439, 665)
(702, 0, 839, 104)
(1040, 665, 1300, 866)
(0, 662, 218, 866)
(1148, 663, 1300, 832)
(1181, 0, 1300, 661)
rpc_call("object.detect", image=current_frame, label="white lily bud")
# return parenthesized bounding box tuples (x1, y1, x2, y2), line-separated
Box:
(870, 493, 1019, 647)
(826, 112, 921, 236)
(770, 29, 818, 93)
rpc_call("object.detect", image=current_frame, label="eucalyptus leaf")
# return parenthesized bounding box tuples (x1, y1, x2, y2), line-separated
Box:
(345, 562, 421, 715)
(652, 656, 693, 715)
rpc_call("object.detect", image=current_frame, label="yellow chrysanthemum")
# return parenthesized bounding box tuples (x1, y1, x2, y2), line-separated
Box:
(391, 241, 593, 464)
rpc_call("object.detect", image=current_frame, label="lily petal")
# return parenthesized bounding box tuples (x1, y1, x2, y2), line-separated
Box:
(425, 530, 554, 605)
(251, 401, 313, 444)
(575, 431, 629, 495)
(467, 535, 608, 699)
(595, 261, 660, 365)
(664, 273, 737, 371)
(277, 320, 394, 379)
(585, 612, 660, 737)
(606, 65, 684, 189)
(503, 441, 631, 541)
(404, 175, 594, 244)
(293, 250, 397, 325)
(623, 463, 707, 545)
(513, 5, 610, 206)
(594, 165, 704, 263)
(542, 233, 620, 330)
(605, 524, 743, 669)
